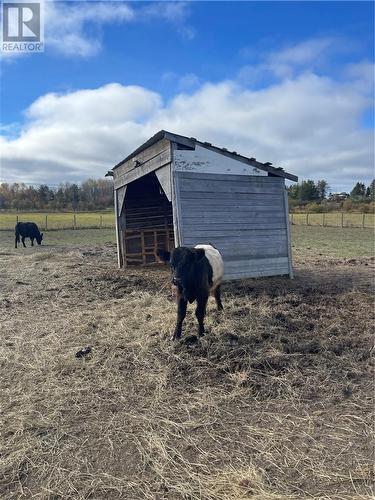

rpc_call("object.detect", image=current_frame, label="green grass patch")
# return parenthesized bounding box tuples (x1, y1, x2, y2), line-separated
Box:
(0, 211, 115, 230)
(290, 212, 374, 228)
(0, 228, 117, 249)
(0, 226, 373, 259)
(1, 211, 373, 230)
(292, 225, 374, 258)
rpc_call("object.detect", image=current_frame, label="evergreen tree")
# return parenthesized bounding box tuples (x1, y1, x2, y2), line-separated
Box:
(367, 179, 375, 200)
(316, 180, 329, 200)
(298, 180, 319, 203)
(350, 182, 366, 200)
(287, 184, 300, 200)
(38, 185, 51, 208)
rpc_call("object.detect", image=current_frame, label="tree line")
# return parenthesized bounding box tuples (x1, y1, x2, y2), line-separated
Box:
(288, 179, 375, 212)
(1, 177, 374, 213)
(0, 179, 114, 211)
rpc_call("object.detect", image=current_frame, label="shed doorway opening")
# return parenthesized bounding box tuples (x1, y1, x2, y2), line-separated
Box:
(122, 171, 174, 265)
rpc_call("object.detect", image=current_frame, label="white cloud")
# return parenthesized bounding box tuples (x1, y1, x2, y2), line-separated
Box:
(238, 37, 360, 84)
(26, 83, 161, 125)
(1, 64, 373, 191)
(141, 2, 195, 40)
(1, 1, 193, 59)
(344, 60, 374, 95)
(273, 37, 336, 66)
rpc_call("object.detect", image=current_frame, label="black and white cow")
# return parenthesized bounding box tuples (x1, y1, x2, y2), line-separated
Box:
(157, 244, 224, 340)
(15, 222, 43, 248)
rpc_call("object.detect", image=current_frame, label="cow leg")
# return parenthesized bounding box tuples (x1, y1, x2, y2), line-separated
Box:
(21, 236, 26, 247)
(214, 285, 224, 311)
(172, 293, 187, 341)
(195, 293, 208, 337)
(30, 237, 34, 246)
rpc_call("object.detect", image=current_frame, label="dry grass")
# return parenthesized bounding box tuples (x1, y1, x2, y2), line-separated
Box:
(0, 242, 374, 499)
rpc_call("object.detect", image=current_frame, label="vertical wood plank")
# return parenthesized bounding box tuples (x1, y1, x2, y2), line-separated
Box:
(283, 188, 294, 279)
(141, 231, 146, 264)
(164, 218, 170, 250)
(123, 231, 128, 267)
(171, 142, 182, 246)
(155, 164, 172, 201)
(362, 213, 365, 228)
(153, 230, 157, 259)
(114, 189, 123, 268)
(341, 212, 344, 227)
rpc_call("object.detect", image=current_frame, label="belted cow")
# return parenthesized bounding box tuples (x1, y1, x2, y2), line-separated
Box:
(15, 222, 43, 248)
(157, 244, 224, 340)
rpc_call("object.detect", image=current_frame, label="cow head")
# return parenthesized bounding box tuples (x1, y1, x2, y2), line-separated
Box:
(157, 247, 205, 303)
(36, 233, 43, 245)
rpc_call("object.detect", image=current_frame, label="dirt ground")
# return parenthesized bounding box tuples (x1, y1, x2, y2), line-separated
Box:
(0, 242, 374, 499)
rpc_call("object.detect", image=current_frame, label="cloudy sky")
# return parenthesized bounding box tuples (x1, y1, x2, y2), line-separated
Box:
(1, 0, 374, 192)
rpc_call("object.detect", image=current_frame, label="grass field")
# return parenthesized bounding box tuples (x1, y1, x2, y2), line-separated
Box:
(292, 225, 374, 258)
(0, 226, 373, 499)
(0, 211, 115, 230)
(290, 211, 374, 228)
(1, 210, 373, 230)
(1, 225, 373, 258)
(0, 228, 116, 247)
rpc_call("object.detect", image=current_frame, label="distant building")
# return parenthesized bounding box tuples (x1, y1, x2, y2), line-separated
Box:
(329, 192, 350, 201)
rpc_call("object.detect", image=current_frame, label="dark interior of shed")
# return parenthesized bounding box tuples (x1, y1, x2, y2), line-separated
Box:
(121, 172, 174, 265)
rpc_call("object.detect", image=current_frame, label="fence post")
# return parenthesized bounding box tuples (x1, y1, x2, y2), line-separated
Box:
(16, 215, 19, 224)
(306, 213, 309, 226)
(45, 215, 48, 230)
(341, 212, 344, 228)
(100, 215, 103, 228)
(362, 213, 365, 228)
(73, 214, 76, 230)
(322, 213, 325, 227)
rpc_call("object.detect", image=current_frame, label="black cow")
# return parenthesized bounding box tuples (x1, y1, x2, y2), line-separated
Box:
(157, 244, 224, 340)
(15, 222, 43, 248)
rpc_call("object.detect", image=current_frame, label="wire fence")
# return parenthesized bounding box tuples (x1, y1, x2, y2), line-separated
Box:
(1, 211, 374, 231)
(0, 212, 115, 230)
(290, 212, 374, 228)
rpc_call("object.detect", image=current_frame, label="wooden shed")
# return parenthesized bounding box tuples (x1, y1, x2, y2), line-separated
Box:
(109, 130, 298, 280)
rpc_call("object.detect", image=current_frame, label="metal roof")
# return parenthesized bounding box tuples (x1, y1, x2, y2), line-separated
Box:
(112, 130, 298, 182)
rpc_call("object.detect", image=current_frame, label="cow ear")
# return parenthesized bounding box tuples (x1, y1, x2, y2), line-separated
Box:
(195, 248, 205, 261)
(157, 249, 170, 263)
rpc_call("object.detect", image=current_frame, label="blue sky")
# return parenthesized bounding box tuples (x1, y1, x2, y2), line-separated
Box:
(1, 1, 374, 191)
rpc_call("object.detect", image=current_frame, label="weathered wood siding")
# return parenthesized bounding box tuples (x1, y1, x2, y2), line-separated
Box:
(174, 145, 267, 176)
(175, 171, 290, 279)
(113, 138, 171, 189)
